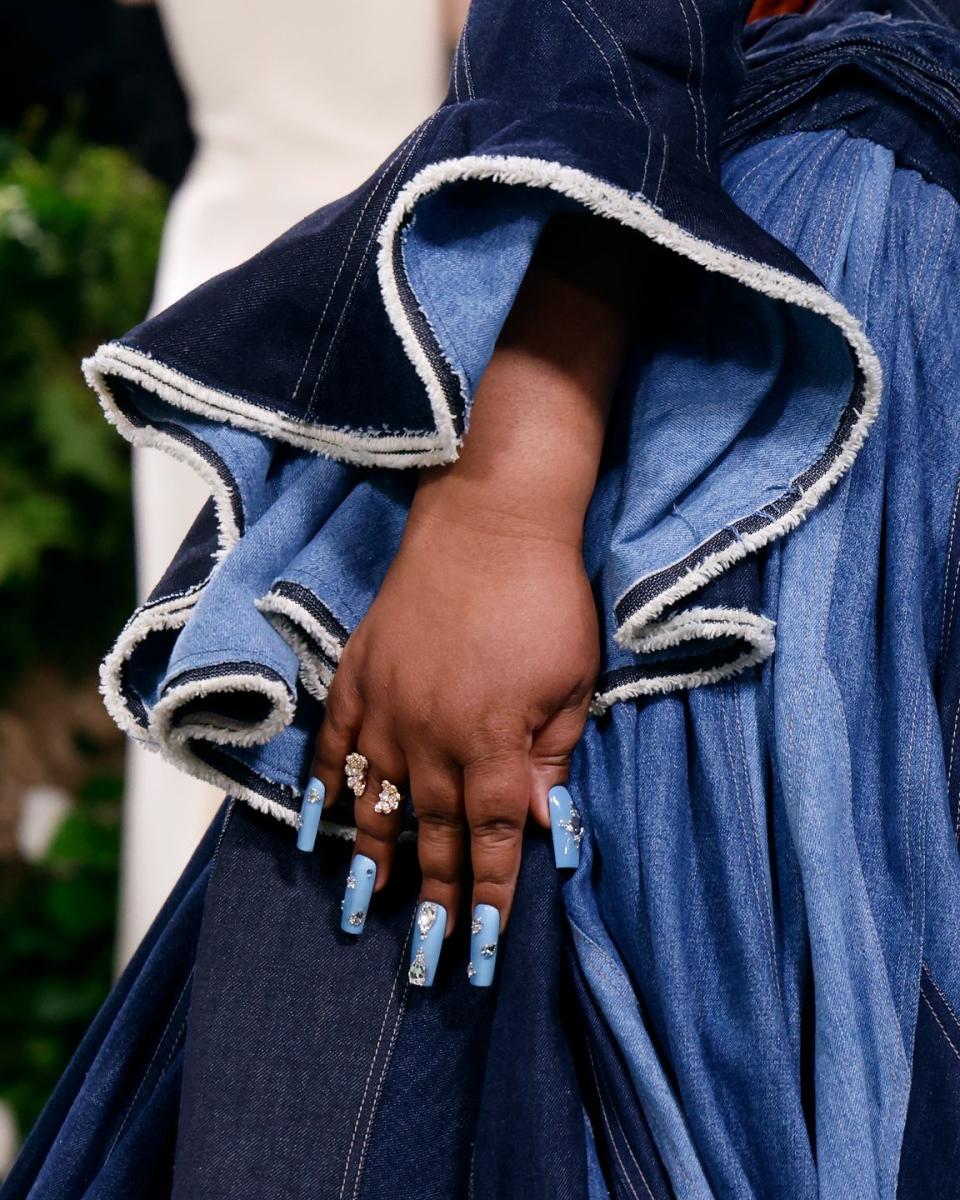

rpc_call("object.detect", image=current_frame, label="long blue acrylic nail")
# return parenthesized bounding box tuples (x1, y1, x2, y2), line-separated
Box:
(341, 854, 376, 935)
(548, 784, 582, 869)
(468, 904, 500, 988)
(296, 777, 325, 852)
(408, 901, 447, 988)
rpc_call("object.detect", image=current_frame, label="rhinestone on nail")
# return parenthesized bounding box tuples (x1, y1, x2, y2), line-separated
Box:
(344, 752, 368, 798)
(559, 803, 583, 848)
(347, 910, 365, 927)
(480, 944, 496, 959)
(470, 916, 483, 935)
(305, 784, 323, 805)
(467, 962, 476, 979)
(417, 902, 438, 939)
(346, 873, 356, 890)
(374, 780, 401, 815)
(409, 948, 427, 986)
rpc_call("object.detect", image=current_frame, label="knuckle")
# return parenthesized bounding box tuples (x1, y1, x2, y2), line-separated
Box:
(416, 808, 465, 834)
(470, 815, 523, 845)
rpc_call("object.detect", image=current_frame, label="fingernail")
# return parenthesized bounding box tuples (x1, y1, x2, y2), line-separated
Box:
(296, 777, 325, 852)
(548, 784, 582, 869)
(408, 901, 447, 988)
(468, 904, 500, 988)
(341, 854, 376, 935)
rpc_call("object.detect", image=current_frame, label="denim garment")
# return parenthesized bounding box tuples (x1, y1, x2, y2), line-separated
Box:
(0, 808, 226, 1200)
(730, 0, 960, 199)
(563, 130, 960, 1198)
(83, 0, 892, 818)
(4, 802, 618, 1200)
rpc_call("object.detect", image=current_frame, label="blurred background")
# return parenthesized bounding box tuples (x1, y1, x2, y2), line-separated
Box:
(0, 0, 465, 1173)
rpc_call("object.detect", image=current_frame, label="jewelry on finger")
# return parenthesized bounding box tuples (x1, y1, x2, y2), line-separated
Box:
(344, 752, 368, 797)
(374, 779, 401, 815)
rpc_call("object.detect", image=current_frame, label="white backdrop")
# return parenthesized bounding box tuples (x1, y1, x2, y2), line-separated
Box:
(118, 0, 449, 966)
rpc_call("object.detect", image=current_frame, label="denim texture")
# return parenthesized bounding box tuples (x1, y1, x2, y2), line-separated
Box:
(4, 802, 597, 1199)
(730, 0, 960, 198)
(564, 130, 960, 1197)
(0, 808, 226, 1200)
(83, 0, 904, 819)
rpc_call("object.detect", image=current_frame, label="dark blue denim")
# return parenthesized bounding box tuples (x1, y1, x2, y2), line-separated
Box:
(83, 0, 893, 821)
(173, 804, 588, 1200)
(896, 466, 960, 1198)
(5, 800, 618, 1198)
(731, 0, 960, 200)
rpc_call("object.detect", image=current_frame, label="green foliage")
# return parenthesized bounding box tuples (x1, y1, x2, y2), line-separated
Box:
(0, 123, 167, 688)
(0, 778, 123, 1138)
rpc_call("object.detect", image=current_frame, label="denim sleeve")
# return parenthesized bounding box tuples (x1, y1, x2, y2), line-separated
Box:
(79, 1, 889, 822)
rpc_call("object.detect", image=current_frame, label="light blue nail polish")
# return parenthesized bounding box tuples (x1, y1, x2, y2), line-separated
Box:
(341, 854, 376, 935)
(468, 904, 500, 988)
(296, 777, 325, 852)
(549, 784, 582, 869)
(408, 901, 447, 988)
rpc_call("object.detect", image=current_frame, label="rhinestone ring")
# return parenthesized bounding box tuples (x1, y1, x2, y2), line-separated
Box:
(374, 780, 401, 815)
(344, 752, 368, 797)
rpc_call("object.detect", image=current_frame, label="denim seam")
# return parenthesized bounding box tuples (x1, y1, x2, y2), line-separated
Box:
(568, 917, 698, 1189)
(349, 927, 413, 1199)
(105, 967, 194, 1162)
(919, 984, 960, 1066)
(291, 128, 420, 404)
(937, 475, 960, 662)
(675, 0, 705, 166)
(339, 919, 413, 1200)
(946, 703, 960, 842)
(460, 4, 476, 100)
(558, 0, 636, 124)
(305, 116, 437, 421)
(578, 0, 653, 188)
(913, 192, 953, 349)
(922, 964, 960, 1035)
(585, 1038, 655, 1200)
(731, 688, 783, 1006)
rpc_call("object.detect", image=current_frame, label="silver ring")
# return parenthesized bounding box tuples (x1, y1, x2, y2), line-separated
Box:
(374, 780, 401, 815)
(344, 752, 368, 797)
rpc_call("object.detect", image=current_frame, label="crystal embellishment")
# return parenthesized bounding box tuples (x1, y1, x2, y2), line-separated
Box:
(480, 944, 496, 959)
(344, 752, 368, 797)
(374, 781, 401, 815)
(417, 902, 438, 939)
(409, 948, 427, 986)
(305, 785, 322, 805)
(467, 962, 476, 979)
(347, 910, 365, 927)
(559, 803, 583, 848)
(470, 916, 483, 935)
(345, 874, 356, 890)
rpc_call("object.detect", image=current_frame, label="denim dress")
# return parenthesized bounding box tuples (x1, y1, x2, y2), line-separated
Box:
(6, 2, 960, 1198)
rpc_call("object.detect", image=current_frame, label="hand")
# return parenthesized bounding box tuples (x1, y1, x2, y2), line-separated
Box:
(311, 501, 600, 932)
(309, 213, 637, 980)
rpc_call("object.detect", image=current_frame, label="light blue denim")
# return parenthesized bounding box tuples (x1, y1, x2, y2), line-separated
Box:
(563, 132, 960, 1198)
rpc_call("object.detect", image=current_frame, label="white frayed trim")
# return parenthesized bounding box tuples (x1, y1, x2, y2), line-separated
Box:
(150, 670, 296, 751)
(83, 345, 453, 470)
(377, 153, 882, 662)
(255, 591, 345, 702)
(624, 605, 776, 656)
(591, 606, 776, 712)
(98, 592, 200, 743)
(82, 356, 243, 551)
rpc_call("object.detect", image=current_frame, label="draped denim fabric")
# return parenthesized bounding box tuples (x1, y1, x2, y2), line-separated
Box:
(82, 0, 903, 821)
(564, 130, 960, 1198)
(40, 3, 960, 1198)
(1, 805, 603, 1200)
